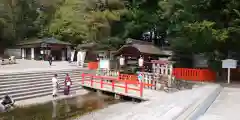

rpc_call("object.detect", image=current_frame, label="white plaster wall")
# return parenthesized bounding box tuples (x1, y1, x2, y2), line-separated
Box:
(4, 48, 21, 59)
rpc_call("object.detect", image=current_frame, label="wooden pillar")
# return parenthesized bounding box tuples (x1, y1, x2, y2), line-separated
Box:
(21, 48, 26, 59)
(31, 48, 35, 60)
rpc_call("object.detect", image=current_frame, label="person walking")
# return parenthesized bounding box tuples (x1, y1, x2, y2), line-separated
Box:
(64, 73, 72, 95)
(48, 54, 53, 66)
(52, 74, 59, 97)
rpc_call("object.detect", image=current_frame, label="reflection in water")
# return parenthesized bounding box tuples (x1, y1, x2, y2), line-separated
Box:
(0, 92, 119, 120)
(52, 100, 57, 119)
(64, 100, 71, 113)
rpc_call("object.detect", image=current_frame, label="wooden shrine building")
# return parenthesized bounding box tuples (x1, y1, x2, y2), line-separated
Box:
(114, 38, 172, 71)
(17, 38, 71, 61)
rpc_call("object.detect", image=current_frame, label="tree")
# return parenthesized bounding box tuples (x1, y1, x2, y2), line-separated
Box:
(158, 0, 240, 70)
(86, 0, 126, 43)
(0, 0, 41, 48)
(114, 0, 162, 40)
(44, 0, 89, 44)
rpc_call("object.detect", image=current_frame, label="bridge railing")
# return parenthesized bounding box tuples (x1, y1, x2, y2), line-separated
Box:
(95, 69, 155, 88)
(81, 73, 144, 97)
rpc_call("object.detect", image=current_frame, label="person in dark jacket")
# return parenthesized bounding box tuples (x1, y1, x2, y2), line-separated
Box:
(48, 54, 53, 66)
(1, 95, 14, 110)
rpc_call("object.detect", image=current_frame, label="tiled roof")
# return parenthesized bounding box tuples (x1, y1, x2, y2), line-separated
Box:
(17, 38, 71, 45)
(115, 39, 172, 56)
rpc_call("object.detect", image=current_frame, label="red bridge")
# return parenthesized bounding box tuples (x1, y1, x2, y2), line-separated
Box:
(80, 73, 155, 99)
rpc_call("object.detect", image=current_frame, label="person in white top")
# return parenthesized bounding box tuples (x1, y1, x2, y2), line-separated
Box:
(52, 74, 59, 97)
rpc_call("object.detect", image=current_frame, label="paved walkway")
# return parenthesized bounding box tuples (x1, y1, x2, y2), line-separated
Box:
(0, 59, 85, 74)
(198, 87, 240, 120)
(74, 84, 221, 120)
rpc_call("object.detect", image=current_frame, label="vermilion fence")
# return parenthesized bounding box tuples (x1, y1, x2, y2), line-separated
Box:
(88, 62, 98, 70)
(173, 68, 216, 82)
(81, 73, 144, 97)
(119, 68, 216, 83)
(118, 74, 138, 83)
(118, 74, 155, 88)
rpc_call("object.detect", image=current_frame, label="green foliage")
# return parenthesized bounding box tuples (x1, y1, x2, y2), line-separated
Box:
(158, 0, 240, 69)
(86, 0, 126, 43)
(96, 37, 124, 50)
(173, 21, 229, 53)
(45, 0, 89, 44)
(0, 0, 239, 71)
(117, 0, 162, 39)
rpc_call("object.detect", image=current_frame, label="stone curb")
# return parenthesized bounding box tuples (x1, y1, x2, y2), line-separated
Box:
(176, 84, 222, 120)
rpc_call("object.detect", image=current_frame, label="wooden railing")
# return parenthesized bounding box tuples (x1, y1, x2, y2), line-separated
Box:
(81, 73, 144, 97)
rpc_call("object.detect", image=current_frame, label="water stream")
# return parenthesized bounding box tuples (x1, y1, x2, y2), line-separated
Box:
(0, 92, 120, 120)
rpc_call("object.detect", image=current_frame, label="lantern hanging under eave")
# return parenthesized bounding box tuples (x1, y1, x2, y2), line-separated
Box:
(119, 56, 125, 66)
(138, 57, 144, 67)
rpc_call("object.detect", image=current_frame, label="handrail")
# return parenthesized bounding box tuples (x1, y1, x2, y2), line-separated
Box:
(81, 73, 144, 97)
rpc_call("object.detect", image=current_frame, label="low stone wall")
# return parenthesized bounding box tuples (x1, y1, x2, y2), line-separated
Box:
(176, 84, 222, 120)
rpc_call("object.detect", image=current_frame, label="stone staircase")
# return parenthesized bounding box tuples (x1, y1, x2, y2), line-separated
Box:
(0, 69, 92, 101)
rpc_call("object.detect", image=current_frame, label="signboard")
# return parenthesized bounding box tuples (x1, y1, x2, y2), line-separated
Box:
(222, 59, 237, 68)
(99, 60, 110, 69)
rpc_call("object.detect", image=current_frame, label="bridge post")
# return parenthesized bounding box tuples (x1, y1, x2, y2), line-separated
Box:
(125, 82, 128, 93)
(100, 78, 103, 88)
(90, 75, 93, 87)
(168, 64, 173, 87)
(97, 90, 102, 96)
(114, 94, 121, 100)
(81, 73, 85, 84)
(112, 80, 115, 91)
(140, 83, 143, 97)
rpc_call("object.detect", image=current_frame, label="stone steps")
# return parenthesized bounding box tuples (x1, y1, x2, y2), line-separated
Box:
(0, 69, 89, 101)
(0, 79, 81, 96)
(13, 87, 82, 101)
(0, 69, 81, 79)
(0, 78, 81, 92)
(0, 73, 81, 86)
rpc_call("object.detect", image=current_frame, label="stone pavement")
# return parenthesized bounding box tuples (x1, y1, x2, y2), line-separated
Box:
(74, 84, 221, 120)
(0, 59, 84, 74)
(197, 87, 240, 120)
(75, 102, 138, 120)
